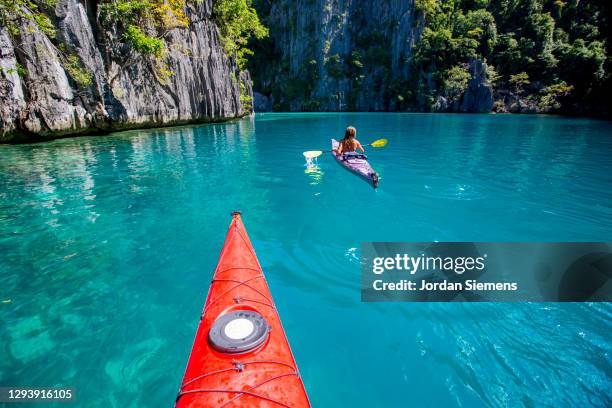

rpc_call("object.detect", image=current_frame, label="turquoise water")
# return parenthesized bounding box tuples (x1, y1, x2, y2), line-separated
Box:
(1, 113, 611, 407)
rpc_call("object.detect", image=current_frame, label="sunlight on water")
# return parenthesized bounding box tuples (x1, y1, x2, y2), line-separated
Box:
(304, 165, 324, 188)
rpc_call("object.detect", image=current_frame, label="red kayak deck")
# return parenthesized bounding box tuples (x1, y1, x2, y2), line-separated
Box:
(176, 212, 310, 408)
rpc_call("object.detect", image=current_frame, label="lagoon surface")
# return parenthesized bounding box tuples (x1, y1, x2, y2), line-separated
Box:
(1, 113, 611, 407)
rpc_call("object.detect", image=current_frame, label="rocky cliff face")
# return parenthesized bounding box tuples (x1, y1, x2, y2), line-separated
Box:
(459, 61, 494, 113)
(250, 0, 423, 111)
(432, 60, 494, 114)
(0, 0, 251, 142)
(250, 0, 500, 113)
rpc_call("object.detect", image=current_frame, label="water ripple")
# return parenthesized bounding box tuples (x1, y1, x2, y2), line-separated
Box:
(1, 114, 611, 407)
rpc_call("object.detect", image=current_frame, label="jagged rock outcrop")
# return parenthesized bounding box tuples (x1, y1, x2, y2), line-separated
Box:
(0, 30, 26, 136)
(459, 60, 494, 113)
(493, 90, 539, 113)
(250, 0, 423, 111)
(0, 0, 251, 142)
(432, 96, 448, 112)
(430, 60, 494, 113)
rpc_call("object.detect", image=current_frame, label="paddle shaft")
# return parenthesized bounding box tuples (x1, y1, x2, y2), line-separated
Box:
(324, 142, 377, 153)
(304, 139, 386, 159)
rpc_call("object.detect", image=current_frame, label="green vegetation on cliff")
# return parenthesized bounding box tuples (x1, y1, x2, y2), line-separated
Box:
(98, 0, 190, 81)
(247, 0, 609, 115)
(413, 0, 608, 113)
(1, 0, 93, 87)
(99, 0, 189, 57)
(2, 0, 262, 90)
(0, 0, 57, 37)
(213, 0, 269, 69)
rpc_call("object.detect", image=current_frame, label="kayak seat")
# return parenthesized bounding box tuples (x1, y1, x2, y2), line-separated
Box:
(342, 152, 367, 160)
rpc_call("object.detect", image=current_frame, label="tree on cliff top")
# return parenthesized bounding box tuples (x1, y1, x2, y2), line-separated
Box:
(213, 0, 268, 70)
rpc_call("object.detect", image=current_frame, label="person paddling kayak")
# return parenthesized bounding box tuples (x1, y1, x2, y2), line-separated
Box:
(304, 129, 387, 188)
(331, 126, 379, 188)
(335, 126, 365, 156)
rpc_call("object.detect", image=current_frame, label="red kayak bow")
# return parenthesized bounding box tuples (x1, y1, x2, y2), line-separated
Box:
(175, 212, 310, 408)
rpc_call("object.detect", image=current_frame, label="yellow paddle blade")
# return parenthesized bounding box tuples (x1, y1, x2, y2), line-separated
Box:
(303, 150, 323, 159)
(370, 138, 388, 148)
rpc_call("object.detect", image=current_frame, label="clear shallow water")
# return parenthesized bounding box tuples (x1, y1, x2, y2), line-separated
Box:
(0, 113, 611, 407)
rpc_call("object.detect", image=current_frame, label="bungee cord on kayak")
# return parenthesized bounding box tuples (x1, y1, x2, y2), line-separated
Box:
(178, 387, 293, 408)
(204, 273, 273, 313)
(216, 372, 301, 408)
(175, 212, 311, 407)
(179, 360, 300, 389)
(176, 360, 301, 407)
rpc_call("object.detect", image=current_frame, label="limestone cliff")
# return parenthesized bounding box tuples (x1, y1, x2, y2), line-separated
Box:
(0, 0, 251, 142)
(248, 0, 586, 115)
(250, 0, 423, 111)
(432, 61, 494, 114)
(249, 1, 495, 113)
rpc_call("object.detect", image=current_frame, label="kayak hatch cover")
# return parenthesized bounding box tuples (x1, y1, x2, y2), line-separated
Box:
(331, 139, 379, 188)
(175, 212, 311, 408)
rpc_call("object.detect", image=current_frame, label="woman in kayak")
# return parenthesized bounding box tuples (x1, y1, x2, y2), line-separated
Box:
(336, 126, 365, 155)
